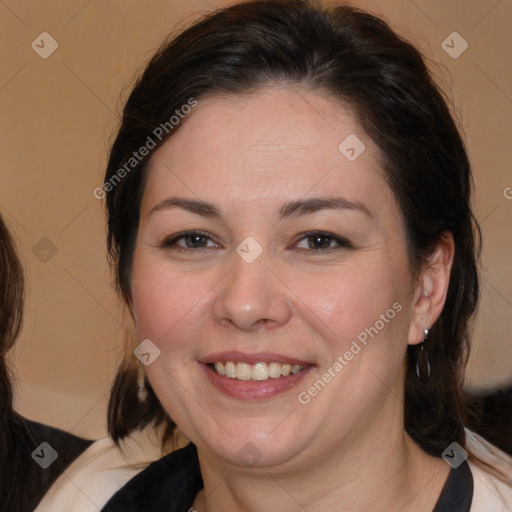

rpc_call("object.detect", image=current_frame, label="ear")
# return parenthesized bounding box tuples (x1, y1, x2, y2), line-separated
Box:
(408, 233, 454, 346)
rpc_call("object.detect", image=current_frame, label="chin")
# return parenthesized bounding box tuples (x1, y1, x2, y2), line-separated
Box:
(188, 419, 312, 470)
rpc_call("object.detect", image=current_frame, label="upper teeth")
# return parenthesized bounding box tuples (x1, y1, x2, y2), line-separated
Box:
(213, 362, 304, 381)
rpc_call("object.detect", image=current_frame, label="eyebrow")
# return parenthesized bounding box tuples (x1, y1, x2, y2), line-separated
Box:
(149, 196, 373, 219)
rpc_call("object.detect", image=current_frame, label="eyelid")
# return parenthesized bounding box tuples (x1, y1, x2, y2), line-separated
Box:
(160, 230, 352, 253)
(293, 230, 353, 252)
(161, 230, 220, 249)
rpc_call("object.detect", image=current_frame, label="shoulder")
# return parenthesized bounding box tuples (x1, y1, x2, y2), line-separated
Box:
(34, 425, 165, 512)
(101, 443, 202, 512)
(465, 428, 512, 512)
(8, 414, 92, 511)
(21, 415, 92, 454)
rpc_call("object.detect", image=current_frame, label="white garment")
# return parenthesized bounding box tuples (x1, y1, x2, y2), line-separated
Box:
(35, 427, 512, 511)
(466, 429, 512, 511)
(34, 425, 167, 512)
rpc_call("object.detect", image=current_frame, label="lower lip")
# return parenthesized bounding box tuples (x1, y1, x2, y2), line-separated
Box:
(201, 363, 313, 400)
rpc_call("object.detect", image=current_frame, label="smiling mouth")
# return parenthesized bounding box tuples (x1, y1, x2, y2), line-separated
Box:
(209, 361, 306, 382)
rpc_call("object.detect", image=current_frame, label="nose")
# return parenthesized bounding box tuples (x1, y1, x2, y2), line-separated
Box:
(213, 253, 293, 332)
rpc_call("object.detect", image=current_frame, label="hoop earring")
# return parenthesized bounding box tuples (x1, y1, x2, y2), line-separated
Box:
(137, 365, 148, 402)
(415, 329, 431, 380)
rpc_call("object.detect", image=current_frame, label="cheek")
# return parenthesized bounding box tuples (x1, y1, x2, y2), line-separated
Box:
(290, 261, 410, 351)
(290, 264, 411, 418)
(130, 253, 198, 342)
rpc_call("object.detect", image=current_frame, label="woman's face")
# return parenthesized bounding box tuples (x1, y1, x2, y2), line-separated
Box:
(131, 86, 423, 469)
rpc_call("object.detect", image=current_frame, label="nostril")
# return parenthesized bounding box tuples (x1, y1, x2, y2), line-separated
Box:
(254, 318, 272, 328)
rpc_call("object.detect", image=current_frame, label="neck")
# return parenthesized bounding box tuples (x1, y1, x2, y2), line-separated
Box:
(193, 384, 449, 511)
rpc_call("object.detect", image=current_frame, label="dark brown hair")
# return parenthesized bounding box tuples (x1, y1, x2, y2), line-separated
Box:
(0, 214, 25, 505)
(105, 0, 480, 457)
(0, 214, 24, 426)
(1, 215, 94, 510)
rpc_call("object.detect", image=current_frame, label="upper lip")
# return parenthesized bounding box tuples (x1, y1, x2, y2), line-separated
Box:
(199, 351, 313, 366)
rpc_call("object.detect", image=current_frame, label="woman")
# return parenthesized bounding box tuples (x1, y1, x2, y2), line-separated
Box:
(0, 214, 93, 511)
(95, 0, 510, 510)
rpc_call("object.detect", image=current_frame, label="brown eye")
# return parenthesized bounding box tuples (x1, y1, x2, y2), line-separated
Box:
(307, 233, 333, 250)
(161, 231, 219, 251)
(182, 234, 209, 248)
(295, 231, 352, 252)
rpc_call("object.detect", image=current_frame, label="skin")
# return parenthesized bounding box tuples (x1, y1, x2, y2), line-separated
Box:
(130, 86, 454, 511)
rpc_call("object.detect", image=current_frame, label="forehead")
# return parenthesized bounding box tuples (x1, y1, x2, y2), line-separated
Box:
(142, 86, 391, 216)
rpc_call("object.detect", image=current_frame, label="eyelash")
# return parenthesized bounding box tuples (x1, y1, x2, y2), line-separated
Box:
(160, 230, 352, 254)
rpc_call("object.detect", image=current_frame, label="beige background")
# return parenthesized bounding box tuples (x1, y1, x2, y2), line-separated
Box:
(1, 0, 511, 440)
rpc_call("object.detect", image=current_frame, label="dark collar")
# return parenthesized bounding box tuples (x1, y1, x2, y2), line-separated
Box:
(102, 443, 202, 512)
(433, 460, 473, 512)
(102, 444, 473, 511)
